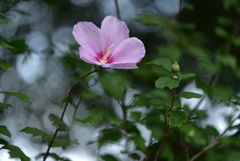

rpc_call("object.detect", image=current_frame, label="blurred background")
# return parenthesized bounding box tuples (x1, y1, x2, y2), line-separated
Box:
(1, 0, 240, 161)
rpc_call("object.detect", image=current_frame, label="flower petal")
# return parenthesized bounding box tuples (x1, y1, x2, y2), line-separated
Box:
(101, 16, 129, 53)
(79, 47, 102, 65)
(111, 37, 145, 64)
(73, 22, 102, 56)
(101, 62, 138, 69)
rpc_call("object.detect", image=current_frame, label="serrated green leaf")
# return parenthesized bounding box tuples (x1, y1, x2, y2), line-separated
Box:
(20, 127, 52, 141)
(0, 19, 7, 24)
(101, 154, 119, 161)
(168, 111, 188, 127)
(1, 145, 30, 161)
(0, 61, 12, 70)
(130, 135, 146, 151)
(0, 125, 11, 138)
(48, 114, 68, 131)
(155, 76, 179, 90)
(129, 152, 141, 160)
(52, 137, 71, 147)
(146, 57, 172, 72)
(0, 91, 32, 103)
(0, 102, 12, 109)
(98, 128, 122, 148)
(179, 92, 202, 99)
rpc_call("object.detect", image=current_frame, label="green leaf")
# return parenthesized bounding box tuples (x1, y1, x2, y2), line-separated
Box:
(0, 19, 7, 24)
(137, 13, 170, 27)
(130, 135, 146, 151)
(1, 145, 30, 161)
(178, 73, 196, 81)
(52, 137, 71, 147)
(129, 152, 141, 160)
(156, 46, 181, 61)
(59, 96, 75, 107)
(36, 153, 71, 161)
(179, 92, 202, 99)
(211, 85, 234, 102)
(168, 111, 188, 127)
(187, 46, 210, 59)
(20, 127, 53, 141)
(0, 138, 8, 145)
(98, 128, 122, 148)
(147, 99, 169, 110)
(217, 54, 237, 68)
(81, 90, 101, 99)
(130, 111, 142, 122)
(0, 102, 12, 109)
(155, 76, 179, 90)
(0, 61, 12, 70)
(101, 154, 119, 161)
(215, 27, 229, 38)
(0, 39, 28, 52)
(216, 16, 234, 26)
(0, 125, 11, 138)
(0, 91, 32, 103)
(146, 57, 172, 72)
(48, 114, 69, 131)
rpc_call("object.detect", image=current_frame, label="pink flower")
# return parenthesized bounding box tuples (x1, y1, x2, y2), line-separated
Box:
(72, 16, 145, 69)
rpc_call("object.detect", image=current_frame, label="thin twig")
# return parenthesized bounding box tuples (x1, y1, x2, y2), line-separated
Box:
(114, 0, 121, 20)
(189, 114, 240, 161)
(154, 87, 176, 161)
(43, 68, 100, 161)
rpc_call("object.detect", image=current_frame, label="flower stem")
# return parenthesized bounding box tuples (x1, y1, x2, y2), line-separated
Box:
(43, 67, 100, 161)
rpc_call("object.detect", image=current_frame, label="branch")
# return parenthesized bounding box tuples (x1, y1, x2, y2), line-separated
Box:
(154, 87, 176, 161)
(114, 0, 121, 20)
(189, 114, 240, 161)
(43, 67, 100, 161)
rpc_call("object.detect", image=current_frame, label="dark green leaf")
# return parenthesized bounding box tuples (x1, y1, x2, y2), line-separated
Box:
(129, 152, 141, 160)
(178, 73, 196, 81)
(0, 61, 12, 70)
(215, 27, 229, 38)
(1, 145, 30, 161)
(52, 137, 71, 147)
(0, 91, 32, 103)
(137, 13, 170, 27)
(101, 154, 119, 161)
(36, 152, 71, 161)
(81, 90, 101, 99)
(211, 85, 234, 102)
(0, 125, 11, 138)
(130, 135, 146, 151)
(0, 39, 28, 53)
(179, 92, 202, 99)
(59, 96, 75, 107)
(0, 138, 8, 145)
(155, 76, 179, 90)
(20, 127, 53, 141)
(48, 114, 68, 131)
(0, 19, 7, 24)
(130, 112, 142, 122)
(98, 128, 122, 148)
(168, 111, 188, 127)
(0, 102, 12, 109)
(217, 54, 237, 68)
(216, 16, 234, 26)
(146, 57, 172, 72)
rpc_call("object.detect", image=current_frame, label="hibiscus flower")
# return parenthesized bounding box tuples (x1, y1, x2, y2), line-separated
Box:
(72, 16, 145, 69)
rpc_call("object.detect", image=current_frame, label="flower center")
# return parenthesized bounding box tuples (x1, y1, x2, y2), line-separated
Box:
(100, 44, 114, 64)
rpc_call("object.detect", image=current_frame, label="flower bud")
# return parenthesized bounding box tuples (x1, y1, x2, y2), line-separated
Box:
(172, 61, 180, 73)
